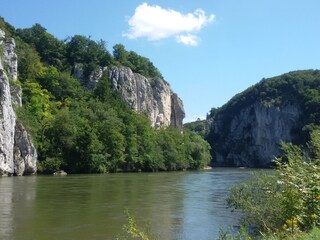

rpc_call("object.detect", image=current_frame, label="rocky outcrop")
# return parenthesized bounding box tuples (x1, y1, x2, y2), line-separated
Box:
(1, 30, 18, 81)
(74, 65, 185, 131)
(170, 93, 185, 132)
(0, 59, 16, 175)
(0, 29, 37, 176)
(108, 66, 185, 131)
(13, 122, 37, 175)
(10, 84, 22, 107)
(212, 102, 301, 167)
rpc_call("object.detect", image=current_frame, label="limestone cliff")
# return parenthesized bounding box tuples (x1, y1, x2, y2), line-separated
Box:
(0, 29, 37, 176)
(212, 102, 301, 167)
(74, 65, 185, 131)
(206, 70, 320, 167)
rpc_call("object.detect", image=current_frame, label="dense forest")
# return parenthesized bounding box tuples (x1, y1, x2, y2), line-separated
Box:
(0, 18, 211, 174)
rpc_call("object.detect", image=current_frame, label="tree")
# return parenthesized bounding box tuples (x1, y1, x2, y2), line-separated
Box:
(36, 66, 83, 101)
(66, 35, 112, 77)
(228, 129, 320, 236)
(113, 43, 128, 64)
(16, 24, 66, 70)
(16, 40, 43, 82)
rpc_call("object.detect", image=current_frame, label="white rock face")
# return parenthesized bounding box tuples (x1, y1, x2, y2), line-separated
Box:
(1, 32, 18, 81)
(13, 123, 37, 175)
(108, 66, 185, 131)
(76, 65, 185, 131)
(0, 29, 37, 176)
(10, 84, 22, 107)
(213, 102, 301, 167)
(0, 64, 16, 176)
(0, 29, 5, 41)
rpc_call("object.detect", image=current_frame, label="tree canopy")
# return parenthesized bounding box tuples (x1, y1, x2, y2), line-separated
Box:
(1, 19, 211, 174)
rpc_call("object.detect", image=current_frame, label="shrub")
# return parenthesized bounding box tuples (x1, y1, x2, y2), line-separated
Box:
(227, 128, 320, 236)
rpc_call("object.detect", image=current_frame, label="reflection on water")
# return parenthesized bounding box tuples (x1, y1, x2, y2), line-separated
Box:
(0, 168, 253, 240)
(0, 177, 13, 239)
(0, 176, 36, 239)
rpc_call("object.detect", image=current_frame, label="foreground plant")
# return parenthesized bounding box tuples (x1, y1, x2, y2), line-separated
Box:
(227, 128, 320, 237)
(117, 209, 156, 240)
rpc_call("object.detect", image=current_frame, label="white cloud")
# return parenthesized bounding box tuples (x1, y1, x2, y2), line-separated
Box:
(176, 34, 198, 46)
(124, 3, 214, 46)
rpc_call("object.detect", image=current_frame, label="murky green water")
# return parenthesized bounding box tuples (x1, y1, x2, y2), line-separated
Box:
(0, 168, 254, 240)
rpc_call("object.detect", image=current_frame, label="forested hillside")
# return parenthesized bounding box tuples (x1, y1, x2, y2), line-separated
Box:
(0, 18, 211, 173)
(205, 70, 320, 166)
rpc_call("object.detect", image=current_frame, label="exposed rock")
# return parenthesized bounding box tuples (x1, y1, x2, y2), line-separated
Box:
(13, 122, 37, 175)
(0, 29, 5, 42)
(88, 67, 104, 89)
(73, 64, 104, 90)
(0, 67, 16, 176)
(108, 66, 184, 130)
(2, 34, 18, 81)
(10, 84, 22, 107)
(170, 93, 185, 132)
(0, 29, 37, 176)
(73, 65, 185, 130)
(53, 170, 67, 176)
(213, 102, 301, 167)
(72, 63, 84, 82)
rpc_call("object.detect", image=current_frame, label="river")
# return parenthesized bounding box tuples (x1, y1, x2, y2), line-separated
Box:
(0, 168, 254, 240)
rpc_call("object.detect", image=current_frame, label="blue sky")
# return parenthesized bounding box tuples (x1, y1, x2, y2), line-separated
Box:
(1, 0, 320, 122)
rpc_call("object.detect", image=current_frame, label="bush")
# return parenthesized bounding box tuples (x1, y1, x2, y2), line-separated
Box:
(227, 128, 320, 236)
(116, 210, 156, 240)
(38, 158, 62, 174)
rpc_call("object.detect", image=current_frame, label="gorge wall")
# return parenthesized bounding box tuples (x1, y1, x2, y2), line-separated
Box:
(211, 102, 301, 167)
(0, 29, 37, 176)
(74, 65, 185, 132)
(206, 71, 320, 167)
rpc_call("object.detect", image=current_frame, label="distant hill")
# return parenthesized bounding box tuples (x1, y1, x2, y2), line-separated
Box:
(206, 70, 320, 167)
(184, 119, 208, 137)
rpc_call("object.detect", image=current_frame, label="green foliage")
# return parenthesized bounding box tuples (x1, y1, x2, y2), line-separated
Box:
(37, 158, 62, 174)
(0, 44, 3, 57)
(22, 80, 51, 121)
(295, 227, 320, 240)
(36, 66, 83, 101)
(227, 172, 283, 231)
(250, 227, 320, 240)
(0, 17, 15, 37)
(1, 17, 212, 174)
(21, 68, 210, 174)
(184, 119, 208, 137)
(15, 39, 43, 82)
(218, 225, 252, 240)
(113, 44, 128, 64)
(183, 131, 212, 169)
(12, 19, 164, 81)
(113, 44, 163, 79)
(117, 210, 156, 240)
(207, 107, 219, 119)
(227, 128, 320, 237)
(16, 23, 67, 70)
(66, 35, 113, 77)
(207, 70, 320, 164)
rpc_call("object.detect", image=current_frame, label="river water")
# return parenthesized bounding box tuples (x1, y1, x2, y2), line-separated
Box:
(0, 168, 254, 240)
